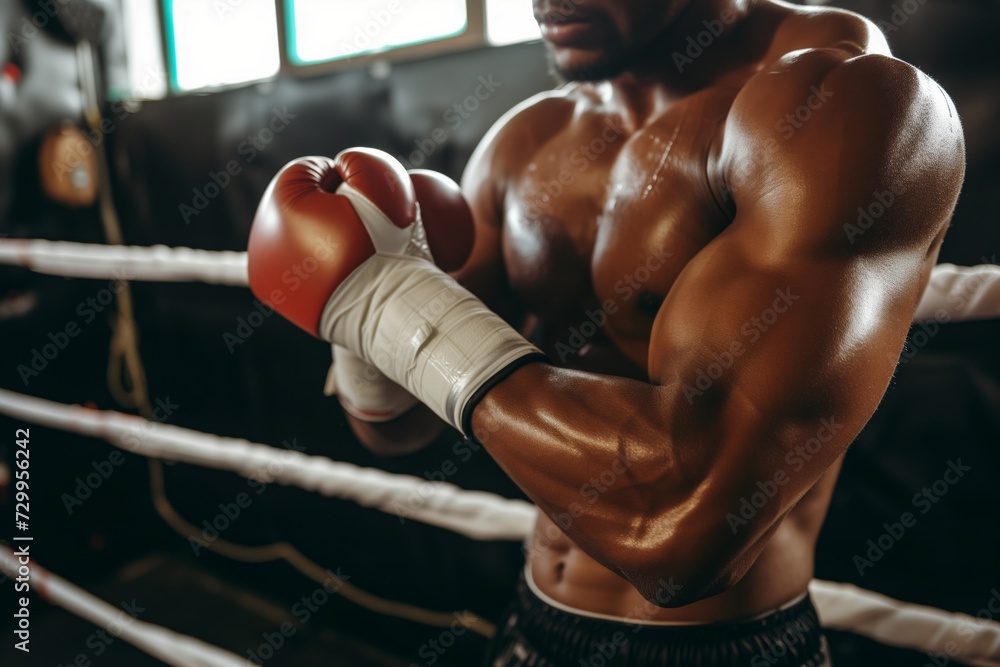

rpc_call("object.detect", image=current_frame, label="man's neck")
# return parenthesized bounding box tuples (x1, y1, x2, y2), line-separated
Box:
(600, 0, 764, 127)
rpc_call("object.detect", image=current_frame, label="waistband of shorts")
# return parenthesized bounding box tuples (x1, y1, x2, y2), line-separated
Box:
(524, 564, 808, 627)
(513, 568, 825, 656)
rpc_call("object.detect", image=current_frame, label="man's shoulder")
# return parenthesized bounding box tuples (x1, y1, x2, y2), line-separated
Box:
(462, 86, 583, 192)
(761, 0, 956, 98)
(723, 58, 962, 255)
(735, 2, 893, 94)
(770, 3, 887, 55)
(479, 86, 583, 151)
(732, 47, 958, 159)
(728, 1, 959, 165)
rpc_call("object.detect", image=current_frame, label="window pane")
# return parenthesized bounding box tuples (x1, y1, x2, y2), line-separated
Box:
(288, 0, 467, 65)
(486, 0, 540, 45)
(165, 0, 280, 91)
(120, 0, 168, 99)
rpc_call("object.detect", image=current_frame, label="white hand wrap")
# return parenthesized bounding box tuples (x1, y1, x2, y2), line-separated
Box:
(321, 182, 432, 422)
(318, 254, 542, 435)
(326, 345, 419, 422)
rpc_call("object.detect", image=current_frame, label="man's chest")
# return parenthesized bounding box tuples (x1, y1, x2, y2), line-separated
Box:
(500, 100, 734, 356)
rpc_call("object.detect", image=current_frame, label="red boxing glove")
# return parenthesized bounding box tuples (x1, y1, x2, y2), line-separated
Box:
(248, 149, 540, 435)
(248, 149, 416, 335)
(408, 169, 474, 273)
(248, 151, 475, 336)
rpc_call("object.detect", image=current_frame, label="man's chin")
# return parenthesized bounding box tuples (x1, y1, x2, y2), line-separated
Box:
(546, 48, 629, 83)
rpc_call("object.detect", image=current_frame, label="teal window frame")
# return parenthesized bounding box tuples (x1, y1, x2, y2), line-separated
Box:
(159, 0, 487, 94)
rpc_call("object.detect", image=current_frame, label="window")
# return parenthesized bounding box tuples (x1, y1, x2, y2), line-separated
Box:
(286, 0, 468, 65)
(119, 0, 169, 99)
(485, 0, 539, 46)
(143, 1, 535, 96)
(164, 0, 280, 91)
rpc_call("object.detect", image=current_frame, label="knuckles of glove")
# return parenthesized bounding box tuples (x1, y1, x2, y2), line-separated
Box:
(409, 169, 475, 273)
(247, 150, 418, 336)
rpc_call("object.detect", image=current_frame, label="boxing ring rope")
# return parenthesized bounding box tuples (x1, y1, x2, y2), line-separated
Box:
(0, 239, 248, 286)
(0, 389, 536, 542)
(0, 546, 248, 666)
(810, 581, 1000, 667)
(2, 389, 1000, 665)
(2, 239, 1000, 322)
(913, 262, 1000, 323)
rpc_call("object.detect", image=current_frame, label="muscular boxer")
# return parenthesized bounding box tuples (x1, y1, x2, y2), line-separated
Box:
(247, 0, 965, 664)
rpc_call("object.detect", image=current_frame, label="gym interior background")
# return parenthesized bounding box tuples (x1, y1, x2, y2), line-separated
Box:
(0, 0, 997, 665)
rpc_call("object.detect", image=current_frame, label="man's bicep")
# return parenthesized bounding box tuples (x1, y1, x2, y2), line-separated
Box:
(644, 218, 916, 557)
(649, 221, 904, 432)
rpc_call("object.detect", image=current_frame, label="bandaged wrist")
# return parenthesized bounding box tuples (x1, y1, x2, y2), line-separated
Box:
(319, 254, 543, 435)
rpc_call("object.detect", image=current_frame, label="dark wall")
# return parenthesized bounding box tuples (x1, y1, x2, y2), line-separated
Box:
(112, 41, 551, 250)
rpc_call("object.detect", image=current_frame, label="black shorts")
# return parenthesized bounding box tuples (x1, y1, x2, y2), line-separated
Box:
(484, 572, 832, 667)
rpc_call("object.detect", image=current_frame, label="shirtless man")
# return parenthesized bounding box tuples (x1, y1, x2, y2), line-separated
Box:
(246, 0, 965, 664)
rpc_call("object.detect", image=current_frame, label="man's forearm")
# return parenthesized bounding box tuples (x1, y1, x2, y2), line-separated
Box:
(468, 355, 862, 606)
(469, 362, 732, 604)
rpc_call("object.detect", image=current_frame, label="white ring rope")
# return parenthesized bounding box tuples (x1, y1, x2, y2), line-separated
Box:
(811, 581, 1000, 667)
(914, 263, 1000, 323)
(0, 239, 248, 286)
(0, 389, 537, 542)
(1, 389, 999, 663)
(0, 546, 249, 667)
(1, 240, 999, 322)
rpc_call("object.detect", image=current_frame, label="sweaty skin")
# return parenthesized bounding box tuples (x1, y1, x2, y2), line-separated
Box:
(347, 0, 964, 620)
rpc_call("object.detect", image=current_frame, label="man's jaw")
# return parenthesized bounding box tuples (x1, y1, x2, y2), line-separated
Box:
(543, 0, 708, 85)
